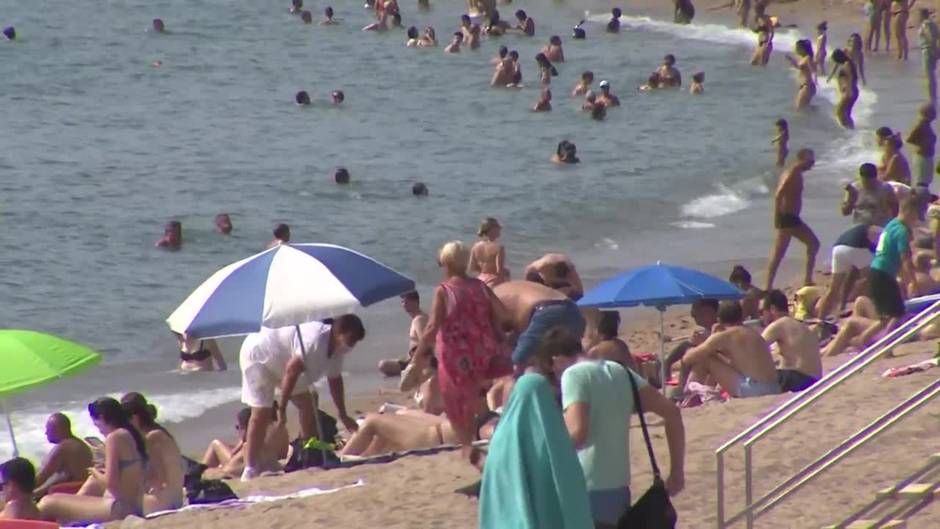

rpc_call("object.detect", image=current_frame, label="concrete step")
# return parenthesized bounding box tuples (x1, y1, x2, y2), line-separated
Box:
(822, 520, 906, 529)
(877, 483, 940, 500)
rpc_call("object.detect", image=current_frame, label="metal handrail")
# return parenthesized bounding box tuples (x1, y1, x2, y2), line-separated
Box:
(715, 299, 940, 529)
(838, 454, 940, 529)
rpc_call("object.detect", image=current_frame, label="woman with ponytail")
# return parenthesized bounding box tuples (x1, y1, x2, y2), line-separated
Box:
(121, 393, 185, 513)
(38, 397, 147, 524)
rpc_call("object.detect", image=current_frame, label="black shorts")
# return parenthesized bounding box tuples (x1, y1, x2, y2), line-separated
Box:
(777, 369, 818, 393)
(868, 268, 906, 319)
(775, 213, 803, 230)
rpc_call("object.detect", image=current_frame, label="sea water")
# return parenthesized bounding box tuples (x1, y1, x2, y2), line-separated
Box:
(0, 0, 878, 459)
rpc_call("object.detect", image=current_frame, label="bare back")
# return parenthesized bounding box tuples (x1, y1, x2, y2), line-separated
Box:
(57, 438, 94, 483)
(776, 166, 804, 216)
(471, 240, 502, 275)
(762, 316, 822, 378)
(713, 325, 778, 384)
(493, 280, 568, 332)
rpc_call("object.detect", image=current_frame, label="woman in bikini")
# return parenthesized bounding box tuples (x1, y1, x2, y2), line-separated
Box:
(864, 0, 883, 52)
(39, 398, 147, 524)
(750, 18, 774, 66)
(891, 0, 915, 61)
(176, 333, 226, 371)
(785, 39, 816, 110)
(469, 217, 509, 287)
(846, 33, 867, 86)
(120, 394, 185, 514)
(827, 48, 860, 129)
(534, 53, 558, 86)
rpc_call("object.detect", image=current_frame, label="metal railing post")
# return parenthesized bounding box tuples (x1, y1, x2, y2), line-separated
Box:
(745, 445, 754, 529)
(716, 451, 725, 529)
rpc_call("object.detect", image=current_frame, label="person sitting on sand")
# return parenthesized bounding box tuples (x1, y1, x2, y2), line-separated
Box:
(663, 299, 719, 392)
(34, 413, 94, 496)
(541, 35, 564, 62)
(176, 333, 226, 372)
(586, 311, 637, 371)
(119, 394, 184, 513)
(39, 398, 147, 524)
(202, 406, 288, 479)
(880, 134, 912, 186)
(729, 265, 763, 321)
(470, 217, 510, 287)
(816, 224, 882, 320)
(513, 9, 535, 36)
(238, 316, 365, 480)
(494, 280, 585, 367)
(0, 458, 41, 520)
(842, 163, 898, 227)
(656, 54, 682, 88)
(911, 251, 940, 297)
(155, 221, 181, 250)
(533, 87, 552, 112)
(597, 80, 620, 107)
(607, 8, 622, 32)
(551, 328, 685, 527)
(680, 300, 781, 397)
(760, 290, 822, 392)
(320, 6, 338, 25)
(572, 71, 593, 96)
(551, 140, 580, 164)
(689, 72, 704, 95)
(377, 290, 429, 377)
(267, 223, 290, 249)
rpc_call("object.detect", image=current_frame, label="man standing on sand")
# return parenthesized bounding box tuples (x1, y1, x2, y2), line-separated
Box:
(765, 148, 820, 291)
(493, 280, 586, 366)
(680, 301, 780, 398)
(34, 414, 94, 496)
(524, 253, 584, 300)
(918, 9, 940, 103)
(239, 315, 365, 480)
(760, 290, 822, 393)
(906, 103, 937, 190)
(377, 291, 428, 377)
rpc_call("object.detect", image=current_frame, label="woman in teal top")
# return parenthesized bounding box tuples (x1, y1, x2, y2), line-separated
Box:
(479, 372, 594, 529)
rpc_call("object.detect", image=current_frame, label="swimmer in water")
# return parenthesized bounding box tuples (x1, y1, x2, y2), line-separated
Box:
(363, 11, 388, 31)
(215, 214, 233, 235)
(301, 10, 313, 23)
(484, 10, 509, 36)
(597, 80, 621, 106)
(572, 70, 594, 96)
(750, 17, 774, 66)
(295, 91, 311, 105)
(156, 221, 182, 250)
(335, 167, 351, 184)
(418, 0, 430, 10)
(640, 72, 661, 92)
(846, 33, 867, 86)
(572, 20, 586, 39)
(412, 182, 429, 196)
(444, 31, 462, 53)
(689, 72, 705, 94)
(491, 48, 516, 86)
(772, 118, 789, 168)
(551, 141, 580, 164)
(268, 224, 290, 249)
(514, 9, 535, 36)
(591, 104, 607, 121)
(332, 90, 345, 104)
(152, 19, 166, 33)
(391, 13, 403, 28)
(418, 26, 437, 46)
(826, 48, 860, 129)
(535, 53, 558, 86)
(506, 70, 525, 89)
(607, 8, 622, 32)
(467, 24, 481, 49)
(541, 35, 564, 62)
(459, 14, 473, 42)
(533, 87, 552, 112)
(406, 26, 420, 46)
(582, 91, 598, 112)
(491, 45, 508, 64)
(785, 39, 816, 110)
(815, 21, 828, 75)
(290, 0, 304, 14)
(321, 6, 339, 25)
(470, 217, 510, 287)
(2, 26, 15, 41)
(657, 54, 682, 87)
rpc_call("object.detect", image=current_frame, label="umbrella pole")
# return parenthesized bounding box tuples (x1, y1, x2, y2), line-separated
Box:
(659, 310, 667, 396)
(2, 399, 18, 457)
(295, 325, 327, 465)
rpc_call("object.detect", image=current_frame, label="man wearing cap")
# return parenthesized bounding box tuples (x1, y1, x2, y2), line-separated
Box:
(239, 315, 365, 480)
(596, 80, 620, 107)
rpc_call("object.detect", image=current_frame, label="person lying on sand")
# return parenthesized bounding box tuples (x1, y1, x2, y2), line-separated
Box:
(680, 300, 781, 398)
(202, 406, 288, 479)
(341, 408, 499, 459)
(760, 290, 822, 392)
(34, 413, 94, 497)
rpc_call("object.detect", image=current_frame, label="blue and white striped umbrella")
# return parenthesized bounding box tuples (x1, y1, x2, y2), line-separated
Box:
(166, 243, 416, 338)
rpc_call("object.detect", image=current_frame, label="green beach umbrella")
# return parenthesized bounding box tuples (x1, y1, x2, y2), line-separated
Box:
(1, 330, 102, 457)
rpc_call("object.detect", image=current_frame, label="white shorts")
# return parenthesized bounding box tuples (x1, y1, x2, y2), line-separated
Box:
(831, 245, 872, 274)
(240, 347, 311, 408)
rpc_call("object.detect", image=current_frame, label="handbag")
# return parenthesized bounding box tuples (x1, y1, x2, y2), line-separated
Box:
(618, 373, 677, 529)
(283, 409, 341, 472)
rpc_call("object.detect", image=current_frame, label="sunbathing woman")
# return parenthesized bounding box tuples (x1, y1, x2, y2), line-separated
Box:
(39, 398, 147, 524)
(469, 217, 509, 287)
(202, 406, 288, 479)
(785, 39, 816, 110)
(119, 394, 184, 513)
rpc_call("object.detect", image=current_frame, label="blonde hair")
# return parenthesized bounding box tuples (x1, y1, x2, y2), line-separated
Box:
(438, 241, 470, 275)
(477, 217, 501, 238)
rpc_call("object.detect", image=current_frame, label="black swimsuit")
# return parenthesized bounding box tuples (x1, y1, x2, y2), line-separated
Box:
(180, 341, 211, 362)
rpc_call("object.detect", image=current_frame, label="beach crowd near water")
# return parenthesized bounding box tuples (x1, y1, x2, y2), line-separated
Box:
(3, 0, 940, 527)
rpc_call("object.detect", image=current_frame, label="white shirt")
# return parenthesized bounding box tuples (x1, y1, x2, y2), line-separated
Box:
(241, 321, 344, 385)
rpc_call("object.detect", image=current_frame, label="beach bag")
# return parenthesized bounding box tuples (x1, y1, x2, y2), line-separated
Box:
(618, 373, 677, 529)
(284, 409, 340, 472)
(187, 478, 238, 505)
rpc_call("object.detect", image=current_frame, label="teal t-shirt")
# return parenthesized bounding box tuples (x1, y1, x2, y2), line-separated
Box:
(871, 218, 910, 277)
(561, 360, 647, 491)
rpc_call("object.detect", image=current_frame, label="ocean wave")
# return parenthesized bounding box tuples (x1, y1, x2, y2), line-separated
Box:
(680, 184, 750, 219)
(672, 220, 716, 229)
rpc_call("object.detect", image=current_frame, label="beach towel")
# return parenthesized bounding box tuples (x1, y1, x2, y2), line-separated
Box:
(881, 357, 940, 378)
(678, 382, 729, 408)
(479, 373, 594, 529)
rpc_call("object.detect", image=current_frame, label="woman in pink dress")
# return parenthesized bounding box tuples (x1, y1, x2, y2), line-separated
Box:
(415, 241, 511, 464)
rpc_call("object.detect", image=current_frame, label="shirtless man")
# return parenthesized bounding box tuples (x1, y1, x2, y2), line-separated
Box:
(760, 290, 822, 393)
(377, 291, 429, 377)
(490, 50, 516, 87)
(657, 54, 682, 88)
(0, 458, 41, 520)
(681, 300, 780, 397)
(267, 223, 290, 249)
(533, 87, 552, 112)
(665, 299, 718, 393)
(765, 148, 820, 290)
(155, 221, 181, 250)
(911, 252, 939, 296)
(586, 311, 637, 371)
(572, 71, 594, 96)
(596, 80, 620, 107)
(906, 103, 937, 189)
(493, 280, 586, 366)
(541, 35, 564, 63)
(524, 253, 584, 299)
(34, 414, 93, 496)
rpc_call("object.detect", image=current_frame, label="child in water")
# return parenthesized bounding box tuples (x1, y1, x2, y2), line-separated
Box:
(470, 217, 509, 287)
(815, 21, 828, 75)
(772, 118, 789, 167)
(689, 72, 705, 94)
(640, 72, 661, 92)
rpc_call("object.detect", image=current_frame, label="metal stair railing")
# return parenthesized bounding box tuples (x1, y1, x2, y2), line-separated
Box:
(715, 299, 940, 529)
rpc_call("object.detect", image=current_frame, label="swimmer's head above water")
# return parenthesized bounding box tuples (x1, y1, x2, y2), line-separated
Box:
(662, 54, 676, 66)
(295, 90, 311, 105)
(2, 26, 15, 41)
(461, 14, 472, 27)
(215, 213, 233, 234)
(497, 45, 508, 58)
(876, 126, 894, 146)
(572, 20, 586, 39)
(407, 26, 419, 39)
(301, 10, 313, 23)
(334, 167, 351, 184)
(291, 0, 304, 12)
(412, 182, 429, 196)
(692, 71, 705, 83)
(156, 220, 182, 250)
(273, 223, 290, 243)
(152, 18, 166, 33)
(332, 90, 344, 104)
(515, 9, 527, 22)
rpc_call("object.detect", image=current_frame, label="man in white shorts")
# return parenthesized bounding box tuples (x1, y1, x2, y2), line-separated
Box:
(240, 315, 365, 480)
(816, 224, 883, 320)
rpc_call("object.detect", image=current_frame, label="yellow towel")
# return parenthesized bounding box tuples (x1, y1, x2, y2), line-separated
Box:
(794, 286, 823, 320)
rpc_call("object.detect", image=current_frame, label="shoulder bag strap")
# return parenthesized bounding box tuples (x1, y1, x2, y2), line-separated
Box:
(626, 370, 661, 478)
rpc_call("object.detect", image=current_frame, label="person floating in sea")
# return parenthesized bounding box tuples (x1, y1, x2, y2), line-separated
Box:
(295, 90, 311, 105)
(689, 72, 704, 95)
(491, 48, 516, 86)
(334, 167, 351, 184)
(156, 221, 181, 250)
(513, 9, 534, 36)
(772, 118, 789, 168)
(152, 19, 166, 33)
(332, 90, 344, 104)
(290, 0, 304, 14)
(2, 26, 15, 41)
(765, 148, 820, 290)
(470, 217, 510, 287)
(444, 31, 462, 53)
(551, 141, 580, 164)
(607, 8, 622, 33)
(300, 10, 313, 23)
(214, 213, 233, 234)
(541, 35, 564, 62)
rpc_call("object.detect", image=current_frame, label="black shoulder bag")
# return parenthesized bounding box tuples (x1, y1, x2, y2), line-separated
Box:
(618, 374, 677, 529)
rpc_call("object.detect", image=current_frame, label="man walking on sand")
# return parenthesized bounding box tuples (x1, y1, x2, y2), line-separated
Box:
(766, 148, 820, 291)
(918, 9, 940, 103)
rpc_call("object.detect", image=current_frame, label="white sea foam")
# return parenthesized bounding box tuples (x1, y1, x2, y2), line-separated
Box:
(680, 184, 750, 219)
(672, 220, 716, 229)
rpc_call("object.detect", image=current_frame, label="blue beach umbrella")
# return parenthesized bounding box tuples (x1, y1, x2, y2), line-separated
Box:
(166, 243, 416, 339)
(578, 262, 742, 391)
